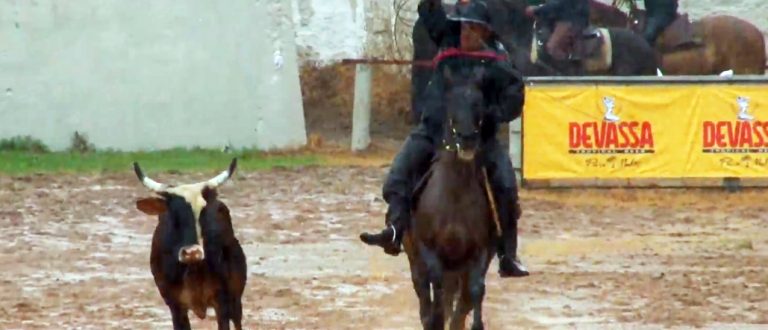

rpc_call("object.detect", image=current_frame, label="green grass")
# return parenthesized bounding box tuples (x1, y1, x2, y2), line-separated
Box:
(0, 149, 321, 175)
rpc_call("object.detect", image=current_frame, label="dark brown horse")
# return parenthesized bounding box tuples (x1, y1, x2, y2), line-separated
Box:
(625, 5, 766, 75)
(531, 21, 659, 75)
(404, 65, 497, 330)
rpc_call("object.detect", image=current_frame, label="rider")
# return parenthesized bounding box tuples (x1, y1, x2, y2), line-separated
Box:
(642, 0, 678, 46)
(525, 0, 591, 60)
(360, 0, 529, 278)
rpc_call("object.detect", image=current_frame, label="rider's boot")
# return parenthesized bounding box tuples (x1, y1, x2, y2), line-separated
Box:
(359, 197, 409, 256)
(498, 201, 529, 278)
(483, 141, 530, 278)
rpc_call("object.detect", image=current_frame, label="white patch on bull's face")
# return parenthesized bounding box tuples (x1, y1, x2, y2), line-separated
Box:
(166, 183, 208, 246)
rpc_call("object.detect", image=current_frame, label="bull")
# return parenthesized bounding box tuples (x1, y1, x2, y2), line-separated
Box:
(133, 158, 246, 330)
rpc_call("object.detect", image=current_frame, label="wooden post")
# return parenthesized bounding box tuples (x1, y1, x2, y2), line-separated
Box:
(351, 63, 372, 152)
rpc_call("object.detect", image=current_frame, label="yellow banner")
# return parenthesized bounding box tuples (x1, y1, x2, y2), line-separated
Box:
(522, 84, 768, 179)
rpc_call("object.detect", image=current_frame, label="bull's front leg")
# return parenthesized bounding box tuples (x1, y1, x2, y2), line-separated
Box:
(214, 290, 232, 330)
(167, 302, 191, 330)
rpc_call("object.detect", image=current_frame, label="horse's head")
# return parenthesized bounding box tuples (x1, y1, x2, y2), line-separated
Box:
(442, 65, 486, 161)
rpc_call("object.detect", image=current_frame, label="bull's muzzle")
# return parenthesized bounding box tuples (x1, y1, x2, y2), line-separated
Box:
(178, 245, 205, 263)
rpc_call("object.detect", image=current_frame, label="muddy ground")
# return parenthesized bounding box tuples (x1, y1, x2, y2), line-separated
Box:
(1, 164, 767, 329)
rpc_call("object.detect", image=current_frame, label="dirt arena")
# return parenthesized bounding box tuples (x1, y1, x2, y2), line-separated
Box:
(1, 163, 767, 330)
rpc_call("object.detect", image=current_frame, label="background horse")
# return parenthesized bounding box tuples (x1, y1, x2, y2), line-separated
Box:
(531, 21, 659, 75)
(404, 65, 497, 330)
(626, 5, 766, 75)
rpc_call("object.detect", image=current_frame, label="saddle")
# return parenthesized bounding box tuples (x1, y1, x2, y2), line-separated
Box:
(656, 14, 701, 52)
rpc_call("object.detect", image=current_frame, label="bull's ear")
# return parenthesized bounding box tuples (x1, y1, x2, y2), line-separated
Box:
(136, 197, 167, 215)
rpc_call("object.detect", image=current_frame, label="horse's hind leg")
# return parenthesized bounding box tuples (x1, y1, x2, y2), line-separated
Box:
(469, 250, 490, 330)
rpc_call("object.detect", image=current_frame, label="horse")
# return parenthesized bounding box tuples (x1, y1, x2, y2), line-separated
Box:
(530, 19, 659, 76)
(403, 65, 498, 330)
(588, 1, 767, 75)
(625, 5, 766, 75)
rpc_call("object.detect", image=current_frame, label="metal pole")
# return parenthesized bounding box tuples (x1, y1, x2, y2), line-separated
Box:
(351, 63, 372, 151)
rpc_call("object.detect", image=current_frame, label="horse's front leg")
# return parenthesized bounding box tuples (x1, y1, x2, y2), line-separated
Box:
(419, 242, 445, 330)
(411, 263, 432, 328)
(469, 250, 490, 330)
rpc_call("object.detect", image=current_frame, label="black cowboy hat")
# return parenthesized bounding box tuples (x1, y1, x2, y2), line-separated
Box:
(447, 0, 494, 30)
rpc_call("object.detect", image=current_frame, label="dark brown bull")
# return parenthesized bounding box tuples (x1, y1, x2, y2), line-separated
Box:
(133, 158, 247, 330)
(404, 67, 497, 330)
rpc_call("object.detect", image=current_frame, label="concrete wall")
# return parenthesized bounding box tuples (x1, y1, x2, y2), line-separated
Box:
(0, 0, 307, 151)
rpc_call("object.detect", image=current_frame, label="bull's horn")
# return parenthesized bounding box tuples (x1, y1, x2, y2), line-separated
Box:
(133, 162, 168, 192)
(205, 158, 238, 188)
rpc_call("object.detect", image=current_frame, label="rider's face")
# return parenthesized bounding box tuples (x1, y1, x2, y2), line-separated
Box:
(460, 23, 491, 51)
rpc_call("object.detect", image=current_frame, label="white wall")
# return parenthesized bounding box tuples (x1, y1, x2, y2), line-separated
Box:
(0, 0, 307, 151)
(291, 0, 420, 63)
(291, 0, 368, 63)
